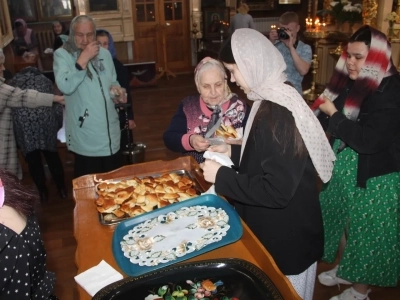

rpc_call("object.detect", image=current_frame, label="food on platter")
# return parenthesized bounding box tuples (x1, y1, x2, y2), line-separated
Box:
(95, 172, 200, 223)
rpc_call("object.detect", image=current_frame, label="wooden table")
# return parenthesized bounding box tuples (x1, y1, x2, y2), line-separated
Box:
(13, 55, 38, 72)
(73, 157, 301, 300)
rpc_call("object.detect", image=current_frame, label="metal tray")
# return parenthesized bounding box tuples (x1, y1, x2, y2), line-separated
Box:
(96, 169, 204, 226)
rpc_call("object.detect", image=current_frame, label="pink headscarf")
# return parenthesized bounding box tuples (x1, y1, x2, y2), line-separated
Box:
(13, 19, 32, 45)
(231, 29, 335, 183)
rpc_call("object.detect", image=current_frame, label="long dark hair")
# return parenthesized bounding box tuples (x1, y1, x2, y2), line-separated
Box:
(219, 37, 307, 158)
(0, 169, 38, 217)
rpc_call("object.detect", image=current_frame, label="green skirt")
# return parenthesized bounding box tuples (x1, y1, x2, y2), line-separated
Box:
(320, 140, 400, 286)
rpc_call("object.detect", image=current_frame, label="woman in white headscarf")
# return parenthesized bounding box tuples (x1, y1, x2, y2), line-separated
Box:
(201, 28, 335, 299)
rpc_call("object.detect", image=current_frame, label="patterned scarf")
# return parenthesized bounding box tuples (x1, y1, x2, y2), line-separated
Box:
(231, 29, 335, 183)
(63, 15, 104, 79)
(312, 25, 398, 122)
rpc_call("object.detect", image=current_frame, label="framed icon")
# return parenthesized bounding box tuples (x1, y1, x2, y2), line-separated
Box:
(203, 7, 230, 39)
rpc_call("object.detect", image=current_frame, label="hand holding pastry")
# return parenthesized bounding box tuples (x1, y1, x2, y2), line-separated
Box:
(190, 134, 210, 152)
(110, 86, 127, 104)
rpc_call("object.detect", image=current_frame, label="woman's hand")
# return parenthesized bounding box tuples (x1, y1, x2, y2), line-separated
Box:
(201, 159, 222, 183)
(77, 41, 99, 68)
(110, 86, 127, 104)
(53, 95, 65, 105)
(224, 138, 242, 146)
(207, 143, 231, 157)
(190, 134, 210, 152)
(318, 96, 338, 117)
(128, 120, 136, 129)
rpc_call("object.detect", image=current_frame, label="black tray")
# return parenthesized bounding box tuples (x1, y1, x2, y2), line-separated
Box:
(93, 258, 283, 300)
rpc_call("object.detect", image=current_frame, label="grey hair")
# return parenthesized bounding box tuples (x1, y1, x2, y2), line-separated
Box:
(194, 59, 233, 102)
(64, 15, 96, 55)
(194, 59, 226, 87)
(63, 15, 104, 76)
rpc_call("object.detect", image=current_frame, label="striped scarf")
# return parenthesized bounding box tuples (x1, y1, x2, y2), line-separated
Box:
(312, 26, 398, 123)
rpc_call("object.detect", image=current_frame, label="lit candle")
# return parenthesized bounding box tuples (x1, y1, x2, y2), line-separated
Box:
(322, 22, 326, 32)
(315, 18, 320, 32)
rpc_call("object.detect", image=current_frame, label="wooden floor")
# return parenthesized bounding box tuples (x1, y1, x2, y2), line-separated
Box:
(27, 74, 400, 299)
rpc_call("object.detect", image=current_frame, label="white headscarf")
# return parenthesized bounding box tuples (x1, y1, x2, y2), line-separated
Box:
(232, 29, 335, 183)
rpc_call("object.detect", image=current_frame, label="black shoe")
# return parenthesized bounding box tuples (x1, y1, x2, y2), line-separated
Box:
(58, 187, 68, 199)
(39, 188, 49, 203)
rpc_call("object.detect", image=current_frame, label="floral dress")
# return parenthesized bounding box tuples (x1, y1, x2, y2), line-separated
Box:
(320, 139, 400, 286)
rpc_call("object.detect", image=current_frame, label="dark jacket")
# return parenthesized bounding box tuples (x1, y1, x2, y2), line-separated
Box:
(319, 75, 400, 188)
(215, 102, 324, 275)
(114, 58, 134, 126)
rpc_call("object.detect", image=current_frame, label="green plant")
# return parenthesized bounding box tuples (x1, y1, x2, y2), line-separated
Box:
(318, 1, 362, 24)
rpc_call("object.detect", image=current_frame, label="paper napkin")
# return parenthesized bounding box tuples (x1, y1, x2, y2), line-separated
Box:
(202, 151, 234, 195)
(74, 260, 123, 296)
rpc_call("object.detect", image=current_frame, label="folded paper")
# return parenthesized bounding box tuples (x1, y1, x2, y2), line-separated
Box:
(202, 151, 234, 195)
(74, 260, 123, 296)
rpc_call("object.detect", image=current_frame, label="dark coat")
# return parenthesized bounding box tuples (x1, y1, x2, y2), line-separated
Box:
(215, 102, 324, 275)
(319, 75, 400, 188)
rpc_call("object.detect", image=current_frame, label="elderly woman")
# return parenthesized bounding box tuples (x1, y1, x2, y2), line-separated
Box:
(8, 67, 66, 202)
(163, 57, 249, 164)
(54, 15, 126, 178)
(0, 49, 64, 180)
(313, 26, 400, 300)
(201, 29, 335, 299)
(12, 19, 39, 56)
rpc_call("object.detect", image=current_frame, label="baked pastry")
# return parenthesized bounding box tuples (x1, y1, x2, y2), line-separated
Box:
(94, 172, 200, 221)
(215, 124, 238, 139)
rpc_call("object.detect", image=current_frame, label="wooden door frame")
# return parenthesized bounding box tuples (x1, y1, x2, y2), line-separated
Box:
(132, 0, 192, 73)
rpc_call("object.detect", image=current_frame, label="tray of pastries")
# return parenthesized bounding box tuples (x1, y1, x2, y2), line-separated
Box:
(94, 170, 203, 225)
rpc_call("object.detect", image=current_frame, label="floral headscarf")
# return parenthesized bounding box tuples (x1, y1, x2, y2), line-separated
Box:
(231, 28, 335, 183)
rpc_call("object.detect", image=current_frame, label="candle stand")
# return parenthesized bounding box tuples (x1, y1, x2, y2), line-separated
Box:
(302, 30, 329, 104)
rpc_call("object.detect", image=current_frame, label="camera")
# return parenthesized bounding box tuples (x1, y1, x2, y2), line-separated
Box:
(277, 27, 290, 40)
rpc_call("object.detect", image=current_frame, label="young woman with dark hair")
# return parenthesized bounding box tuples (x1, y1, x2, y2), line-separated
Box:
(0, 169, 58, 299)
(201, 28, 335, 300)
(313, 25, 400, 300)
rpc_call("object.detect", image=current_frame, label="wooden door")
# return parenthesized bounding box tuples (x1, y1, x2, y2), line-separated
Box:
(133, 0, 191, 73)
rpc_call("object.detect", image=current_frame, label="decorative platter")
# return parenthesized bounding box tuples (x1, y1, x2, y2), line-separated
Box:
(111, 195, 243, 277)
(93, 258, 284, 300)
